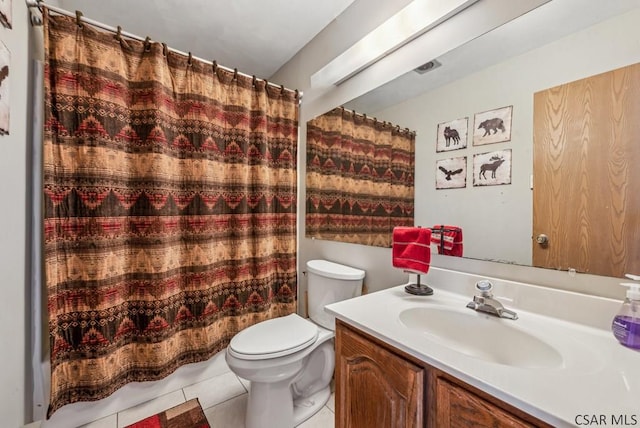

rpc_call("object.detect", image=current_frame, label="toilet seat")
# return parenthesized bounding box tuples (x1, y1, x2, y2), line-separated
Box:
(228, 313, 319, 360)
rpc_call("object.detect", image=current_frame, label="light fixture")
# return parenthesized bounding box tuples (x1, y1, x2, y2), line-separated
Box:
(310, 0, 479, 87)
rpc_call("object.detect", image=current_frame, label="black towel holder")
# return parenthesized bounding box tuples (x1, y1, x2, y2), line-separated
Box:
(430, 226, 460, 255)
(404, 272, 433, 296)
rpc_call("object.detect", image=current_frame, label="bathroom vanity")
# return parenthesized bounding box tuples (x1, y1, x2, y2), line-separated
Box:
(326, 268, 640, 428)
(336, 320, 549, 427)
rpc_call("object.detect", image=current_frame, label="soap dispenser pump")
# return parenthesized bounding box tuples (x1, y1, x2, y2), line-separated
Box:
(612, 274, 640, 350)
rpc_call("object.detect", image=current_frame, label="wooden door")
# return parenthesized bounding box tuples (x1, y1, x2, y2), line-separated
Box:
(533, 62, 640, 277)
(335, 321, 424, 428)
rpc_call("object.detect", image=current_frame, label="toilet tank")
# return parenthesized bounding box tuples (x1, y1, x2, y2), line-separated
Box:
(306, 259, 365, 330)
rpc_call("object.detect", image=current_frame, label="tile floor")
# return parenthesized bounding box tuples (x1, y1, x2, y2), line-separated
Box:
(27, 359, 335, 428)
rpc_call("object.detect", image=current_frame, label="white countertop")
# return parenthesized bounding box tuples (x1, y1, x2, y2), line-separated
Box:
(325, 269, 640, 427)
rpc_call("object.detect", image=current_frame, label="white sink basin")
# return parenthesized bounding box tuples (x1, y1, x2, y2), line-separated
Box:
(399, 306, 564, 369)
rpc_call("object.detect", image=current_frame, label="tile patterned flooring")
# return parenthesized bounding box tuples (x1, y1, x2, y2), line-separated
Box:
(27, 359, 335, 428)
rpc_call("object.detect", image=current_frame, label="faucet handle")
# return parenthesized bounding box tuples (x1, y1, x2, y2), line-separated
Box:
(475, 280, 493, 296)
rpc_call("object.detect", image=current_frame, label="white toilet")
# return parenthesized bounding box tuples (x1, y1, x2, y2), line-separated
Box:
(225, 259, 365, 428)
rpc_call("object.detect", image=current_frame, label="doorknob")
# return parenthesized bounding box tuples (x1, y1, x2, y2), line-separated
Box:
(536, 234, 549, 245)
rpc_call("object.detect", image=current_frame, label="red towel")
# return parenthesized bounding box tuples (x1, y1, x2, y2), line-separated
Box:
(430, 225, 463, 257)
(392, 227, 431, 274)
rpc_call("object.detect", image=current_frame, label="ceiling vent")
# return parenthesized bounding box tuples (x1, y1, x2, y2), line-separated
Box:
(414, 59, 441, 74)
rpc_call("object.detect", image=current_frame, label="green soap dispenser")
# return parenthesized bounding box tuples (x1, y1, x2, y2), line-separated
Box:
(612, 274, 640, 350)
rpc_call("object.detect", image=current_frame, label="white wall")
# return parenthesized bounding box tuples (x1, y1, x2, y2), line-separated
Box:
(12, 2, 638, 425)
(376, 7, 640, 268)
(365, 8, 640, 298)
(274, 0, 553, 304)
(271, 0, 414, 305)
(275, 1, 638, 304)
(0, 0, 33, 425)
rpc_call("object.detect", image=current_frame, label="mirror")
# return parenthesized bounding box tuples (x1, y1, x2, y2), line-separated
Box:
(307, 1, 640, 274)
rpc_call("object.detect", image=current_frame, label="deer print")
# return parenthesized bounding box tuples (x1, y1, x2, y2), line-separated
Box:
(479, 155, 505, 179)
(443, 126, 460, 147)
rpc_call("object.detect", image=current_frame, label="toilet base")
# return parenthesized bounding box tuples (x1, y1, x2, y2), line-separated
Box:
(293, 385, 331, 426)
(245, 381, 331, 428)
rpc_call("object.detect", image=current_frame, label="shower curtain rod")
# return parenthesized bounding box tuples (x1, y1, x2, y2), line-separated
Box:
(336, 106, 416, 135)
(25, 0, 303, 101)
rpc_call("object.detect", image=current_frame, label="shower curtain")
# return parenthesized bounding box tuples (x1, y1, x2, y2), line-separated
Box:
(43, 12, 298, 416)
(306, 107, 415, 247)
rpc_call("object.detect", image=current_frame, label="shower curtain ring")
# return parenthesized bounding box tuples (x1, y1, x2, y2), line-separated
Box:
(280, 84, 285, 95)
(187, 52, 193, 66)
(212, 61, 218, 73)
(144, 36, 151, 52)
(252, 75, 256, 87)
(233, 68, 238, 80)
(75, 10, 83, 28)
(162, 43, 168, 57)
(114, 26, 131, 50)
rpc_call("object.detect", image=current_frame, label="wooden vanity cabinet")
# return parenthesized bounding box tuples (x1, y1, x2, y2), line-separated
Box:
(335, 320, 551, 428)
(335, 319, 424, 428)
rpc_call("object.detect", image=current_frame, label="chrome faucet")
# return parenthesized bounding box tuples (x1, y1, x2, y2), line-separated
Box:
(466, 280, 518, 320)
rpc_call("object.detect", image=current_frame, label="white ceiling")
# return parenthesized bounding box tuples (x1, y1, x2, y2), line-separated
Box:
(345, 0, 640, 114)
(57, 0, 355, 78)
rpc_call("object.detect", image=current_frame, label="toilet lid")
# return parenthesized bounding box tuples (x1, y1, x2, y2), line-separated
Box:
(229, 313, 319, 360)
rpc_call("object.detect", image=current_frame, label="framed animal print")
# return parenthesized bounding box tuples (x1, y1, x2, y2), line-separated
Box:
(436, 156, 466, 189)
(473, 105, 512, 146)
(436, 117, 467, 152)
(473, 149, 511, 186)
(0, 0, 11, 29)
(0, 41, 8, 135)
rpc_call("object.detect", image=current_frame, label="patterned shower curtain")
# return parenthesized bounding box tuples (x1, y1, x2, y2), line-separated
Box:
(306, 107, 414, 247)
(43, 12, 298, 416)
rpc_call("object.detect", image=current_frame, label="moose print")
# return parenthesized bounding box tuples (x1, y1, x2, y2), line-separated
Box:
(478, 118, 505, 137)
(473, 149, 511, 187)
(479, 155, 505, 179)
(443, 126, 460, 147)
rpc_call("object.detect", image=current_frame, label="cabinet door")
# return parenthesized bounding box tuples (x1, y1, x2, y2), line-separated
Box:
(435, 377, 535, 428)
(336, 323, 424, 428)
